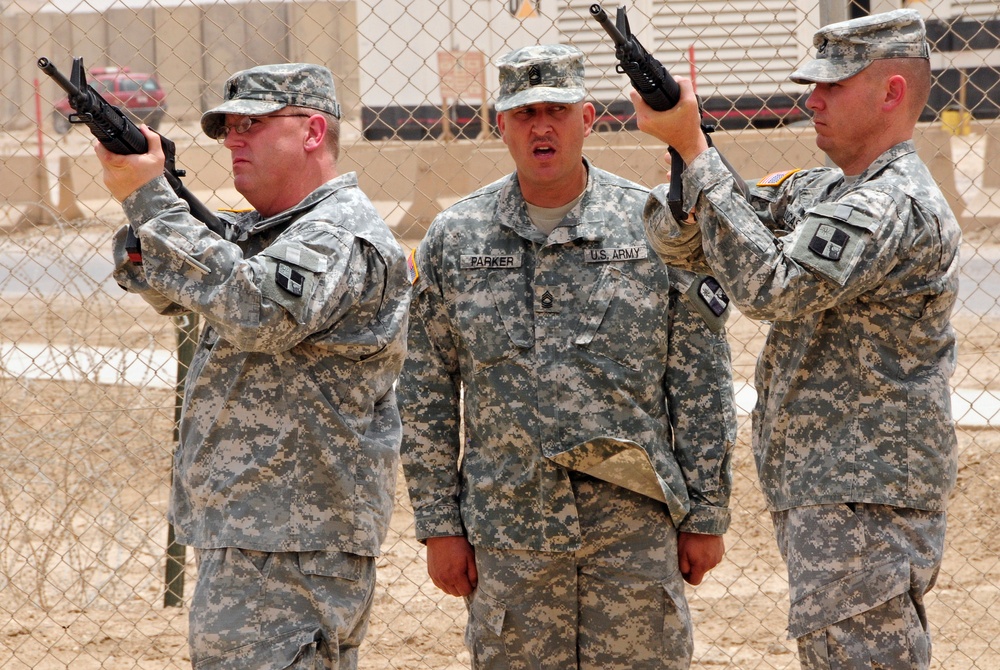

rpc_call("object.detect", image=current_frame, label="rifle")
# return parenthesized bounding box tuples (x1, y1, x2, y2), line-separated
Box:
(590, 4, 747, 222)
(37, 56, 225, 265)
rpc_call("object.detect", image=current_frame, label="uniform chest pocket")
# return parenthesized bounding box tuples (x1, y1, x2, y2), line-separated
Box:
(575, 265, 668, 371)
(454, 270, 533, 371)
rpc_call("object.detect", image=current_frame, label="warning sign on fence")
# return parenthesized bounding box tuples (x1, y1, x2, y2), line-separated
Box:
(437, 50, 486, 103)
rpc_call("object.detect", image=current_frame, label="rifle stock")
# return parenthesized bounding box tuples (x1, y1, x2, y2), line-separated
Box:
(38, 56, 224, 264)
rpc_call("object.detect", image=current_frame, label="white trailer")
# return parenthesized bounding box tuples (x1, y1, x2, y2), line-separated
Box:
(355, 0, 998, 139)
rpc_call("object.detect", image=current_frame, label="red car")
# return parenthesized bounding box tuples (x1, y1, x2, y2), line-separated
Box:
(53, 66, 167, 133)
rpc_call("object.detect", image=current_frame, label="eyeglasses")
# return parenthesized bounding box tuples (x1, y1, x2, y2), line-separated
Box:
(214, 113, 312, 142)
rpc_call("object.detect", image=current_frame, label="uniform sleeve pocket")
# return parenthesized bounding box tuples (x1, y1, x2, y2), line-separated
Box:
(788, 202, 880, 287)
(258, 243, 329, 324)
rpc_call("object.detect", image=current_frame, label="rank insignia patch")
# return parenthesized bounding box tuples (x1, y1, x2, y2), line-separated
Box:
(528, 64, 542, 87)
(540, 290, 555, 310)
(697, 276, 729, 317)
(276, 262, 305, 297)
(808, 224, 849, 261)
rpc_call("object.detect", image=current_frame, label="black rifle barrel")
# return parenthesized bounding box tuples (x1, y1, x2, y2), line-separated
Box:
(37, 56, 224, 263)
(38, 56, 150, 155)
(37, 57, 77, 98)
(589, 4, 626, 47)
(589, 4, 748, 221)
(589, 4, 679, 112)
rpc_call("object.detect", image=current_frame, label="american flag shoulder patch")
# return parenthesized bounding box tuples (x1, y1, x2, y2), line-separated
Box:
(757, 169, 801, 187)
(406, 248, 420, 285)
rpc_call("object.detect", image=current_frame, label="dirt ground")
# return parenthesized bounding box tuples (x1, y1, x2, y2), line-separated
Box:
(1, 220, 998, 669)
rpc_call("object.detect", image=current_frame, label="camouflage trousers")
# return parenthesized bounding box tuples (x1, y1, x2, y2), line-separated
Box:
(771, 503, 947, 670)
(188, 548, 376, 670)
(465, 474, 693, 669)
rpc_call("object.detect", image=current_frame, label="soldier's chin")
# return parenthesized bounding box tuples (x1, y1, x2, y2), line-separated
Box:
(814, 133, 833, 153)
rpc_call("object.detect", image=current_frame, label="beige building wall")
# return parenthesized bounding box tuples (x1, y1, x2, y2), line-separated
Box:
(2, 1, 357, 131)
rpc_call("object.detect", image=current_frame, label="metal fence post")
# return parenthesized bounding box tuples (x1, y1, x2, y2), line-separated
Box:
(164, 312, 199, 608)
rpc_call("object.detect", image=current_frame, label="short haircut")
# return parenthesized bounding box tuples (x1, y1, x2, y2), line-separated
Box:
(869, 58, 932, 121)
(287, 105, 340, 161)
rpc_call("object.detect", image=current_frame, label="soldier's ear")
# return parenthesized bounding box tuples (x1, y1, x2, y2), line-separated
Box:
(883, 74, 907, 113)
(303, 114, 326, 152)
(582, 102, 596, 136)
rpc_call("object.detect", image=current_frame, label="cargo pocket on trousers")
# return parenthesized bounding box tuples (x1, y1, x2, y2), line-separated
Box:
(466, 591, 510, 670)
(660, 578, 694, 664)
(787, 556, 910, 640)
(197, 626, 324, 670)
(797, 593, 929, 670)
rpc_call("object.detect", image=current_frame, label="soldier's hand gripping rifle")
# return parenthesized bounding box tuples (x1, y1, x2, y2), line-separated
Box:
(38, 56, 225, 265)
(590, 4, 747, 222)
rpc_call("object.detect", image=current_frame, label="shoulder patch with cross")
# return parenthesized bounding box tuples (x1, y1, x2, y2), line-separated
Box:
(788, 201, 881, 286)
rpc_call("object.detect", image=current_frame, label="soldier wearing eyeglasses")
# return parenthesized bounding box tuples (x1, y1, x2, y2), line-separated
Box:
(96, 63, 411, 670)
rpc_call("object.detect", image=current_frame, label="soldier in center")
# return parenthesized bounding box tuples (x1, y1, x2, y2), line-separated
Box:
(398, 44, 737, 668)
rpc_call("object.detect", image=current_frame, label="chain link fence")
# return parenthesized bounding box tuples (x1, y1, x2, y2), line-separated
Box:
(1, 0, 998, 667)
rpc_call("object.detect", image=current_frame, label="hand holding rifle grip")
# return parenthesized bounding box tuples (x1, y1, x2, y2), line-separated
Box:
(37, 56, 223, 265)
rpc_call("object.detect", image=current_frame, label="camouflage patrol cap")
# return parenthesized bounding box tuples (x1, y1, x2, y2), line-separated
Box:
(790, 9, 930, 84)
(495, 44, 586, 113)
(201, 62, 341, 139)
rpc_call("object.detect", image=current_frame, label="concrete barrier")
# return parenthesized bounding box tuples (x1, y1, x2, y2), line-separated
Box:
(0, 154, 56, 230)
(342, 124, 963, 228)
(0, 155, 47, 203)
(3, 123, 966, 233)
(56, 155, 84, 221)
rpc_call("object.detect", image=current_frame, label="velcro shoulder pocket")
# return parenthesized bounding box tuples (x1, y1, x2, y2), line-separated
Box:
(258, 242, 329, 322)
(685, 275, 731, 333)
(788, 202, 880, 286)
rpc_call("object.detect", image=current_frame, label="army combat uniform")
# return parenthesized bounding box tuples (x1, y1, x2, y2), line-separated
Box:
(400, 161, 737, 668)
(643, 13, 961, 666)
(112, 64, 410, 670)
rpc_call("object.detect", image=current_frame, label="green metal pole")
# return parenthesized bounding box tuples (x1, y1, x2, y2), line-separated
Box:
(164, 312, 198, 608)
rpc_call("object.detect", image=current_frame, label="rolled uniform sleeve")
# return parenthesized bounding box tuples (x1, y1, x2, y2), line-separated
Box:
(112, 176, 196, 315)
(643, 184, 709, 273)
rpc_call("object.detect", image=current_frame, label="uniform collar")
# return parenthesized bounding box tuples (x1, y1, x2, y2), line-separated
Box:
(243, 172, 359, 236)
(497, 158, 605, 245)
(854, 140, 917, 184)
